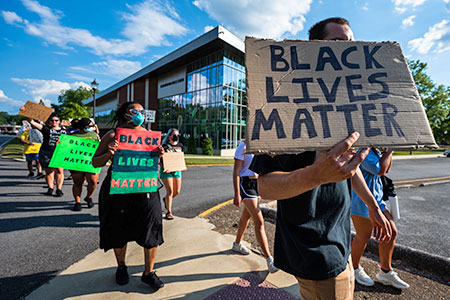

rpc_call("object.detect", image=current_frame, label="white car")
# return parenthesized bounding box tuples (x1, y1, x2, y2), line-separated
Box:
(444, 149, 450, 157)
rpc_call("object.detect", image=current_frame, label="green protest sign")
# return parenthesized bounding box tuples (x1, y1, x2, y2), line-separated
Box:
(49, 134, 101, 173)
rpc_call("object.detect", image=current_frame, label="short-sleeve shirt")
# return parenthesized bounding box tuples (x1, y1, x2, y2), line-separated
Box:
(250, 152, 352, 280)
(234, 141, 257, 177)
(20, 130, 41, 154)
(40, 126, 67, 152)
(70, 131, 100, 142)
(162, 142, 183, 153)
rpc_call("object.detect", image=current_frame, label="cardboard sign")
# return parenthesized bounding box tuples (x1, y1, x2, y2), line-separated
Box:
(162, 152, 187, 173)
(110, 129, 161, 194)
(245, 38, 437, 154)
(48, 134, 101, 173)
(19, 101, 54, 122)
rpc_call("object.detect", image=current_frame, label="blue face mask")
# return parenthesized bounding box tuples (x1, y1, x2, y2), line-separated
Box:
(131, 113, 144, 126)
(85, 127, 94, 132)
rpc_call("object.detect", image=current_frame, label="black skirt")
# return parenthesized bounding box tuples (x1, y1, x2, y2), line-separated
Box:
(98, 168, 163, 251)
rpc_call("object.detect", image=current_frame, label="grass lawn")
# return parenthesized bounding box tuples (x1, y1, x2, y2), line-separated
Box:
(0, 137, 24, 160)
(393, 149, 444, 156)
(185, 157, 234, 165)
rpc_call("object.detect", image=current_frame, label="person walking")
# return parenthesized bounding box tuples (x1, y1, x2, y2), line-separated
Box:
(28, 113, 67, 196)
(351, 148, 409, 289)
(92, 101, 164, 290)
(20, 128, 44, 179)
(160, 128, 184, 220)
(232, 140, 278, 273)
(69, 118, 100, 211)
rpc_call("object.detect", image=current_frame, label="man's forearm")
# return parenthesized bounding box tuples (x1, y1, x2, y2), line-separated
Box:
(258, 166, 319, 200)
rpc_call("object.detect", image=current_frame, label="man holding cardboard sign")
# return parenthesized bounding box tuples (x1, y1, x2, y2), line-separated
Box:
(250, 18, 396, 300)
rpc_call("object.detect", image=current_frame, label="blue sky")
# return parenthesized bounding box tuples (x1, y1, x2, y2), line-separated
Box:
(1, 0, 449, 114)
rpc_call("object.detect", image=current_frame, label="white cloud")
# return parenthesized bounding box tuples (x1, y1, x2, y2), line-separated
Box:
(393, 0, 428, 13)
(362, 2, 369, 10)
(0, 90, 27, 114)
(2, 11, 23, 24)
(408, 19, 450, 54)
(204, 25, 215, 33)
(2, 0, 187, 56)
(402, 15, 416, 27)
(10, 78, 90, 104)
(193, 0, 312, 39)
(70, 58, 142, 79)
(93, 59, 142, 77)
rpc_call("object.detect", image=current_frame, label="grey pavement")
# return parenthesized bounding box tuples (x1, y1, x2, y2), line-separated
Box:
(25, 216, 301, 300)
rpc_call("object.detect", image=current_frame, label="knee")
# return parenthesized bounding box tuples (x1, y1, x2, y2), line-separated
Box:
(172, 190, 179, 197)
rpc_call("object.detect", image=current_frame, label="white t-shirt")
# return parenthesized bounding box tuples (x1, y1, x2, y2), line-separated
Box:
(234, 141, 258, 178)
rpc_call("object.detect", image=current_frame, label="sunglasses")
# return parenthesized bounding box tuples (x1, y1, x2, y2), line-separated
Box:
(129, 109, 147, 115)
(49, 119, 60, 122)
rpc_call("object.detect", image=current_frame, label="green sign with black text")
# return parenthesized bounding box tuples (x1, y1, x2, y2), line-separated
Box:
(49, 134, 101, 173)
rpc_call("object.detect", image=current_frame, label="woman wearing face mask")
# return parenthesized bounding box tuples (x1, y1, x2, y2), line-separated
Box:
(69, 118, 100, 211)
(160, 128, 184, 220)
(92, 102, 164, 290)
(27, 113, 67, 197)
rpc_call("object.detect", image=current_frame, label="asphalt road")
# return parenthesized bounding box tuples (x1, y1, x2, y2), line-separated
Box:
(0, 155, 449, 299)
(0, 135, 15, 148)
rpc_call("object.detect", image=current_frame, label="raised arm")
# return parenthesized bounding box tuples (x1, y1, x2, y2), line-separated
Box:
(258, 132, 369, 200)
(92, 130, 117, 168)
(378, 150, 393, 175)
(28, 119, 44, 131)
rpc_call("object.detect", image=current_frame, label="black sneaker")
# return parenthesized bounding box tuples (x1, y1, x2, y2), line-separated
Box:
(84, 197, 94, 208)
(45, 188, 54, 195)
(72, 203, 82, 211)
(141, 271, 164, 290)
(55, 189, 64, 197)
(35, 173, 45, 180)
(26, 172, 34, 178)
(115, 265, 129, 285)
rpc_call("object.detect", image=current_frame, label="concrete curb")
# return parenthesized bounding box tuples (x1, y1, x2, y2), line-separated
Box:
(260, 204, 450, 279)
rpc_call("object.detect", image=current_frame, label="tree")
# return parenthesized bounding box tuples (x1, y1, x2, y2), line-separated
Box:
(201, 137, 213, 155)
(409, 60, 450, 145)
(53, 86, 93, 120)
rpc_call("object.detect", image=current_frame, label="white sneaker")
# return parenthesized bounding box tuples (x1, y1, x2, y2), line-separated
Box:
(232, 242, 250, 255)
(376, 270, 410, 289)
(266, 256, 279, 273)
(354, 267, 374, 286)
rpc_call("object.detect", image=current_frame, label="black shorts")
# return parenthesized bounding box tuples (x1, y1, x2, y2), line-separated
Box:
(239, 177, 259, 200)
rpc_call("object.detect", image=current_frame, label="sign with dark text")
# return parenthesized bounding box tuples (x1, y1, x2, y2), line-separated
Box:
(245, 37, 436, 154)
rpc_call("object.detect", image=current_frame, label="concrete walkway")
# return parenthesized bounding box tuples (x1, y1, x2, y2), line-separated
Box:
(26, 217, 300, 300)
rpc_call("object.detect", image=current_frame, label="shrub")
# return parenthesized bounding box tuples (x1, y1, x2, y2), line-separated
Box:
(187, 135, 197, 154)
(201, 137, 213, 156)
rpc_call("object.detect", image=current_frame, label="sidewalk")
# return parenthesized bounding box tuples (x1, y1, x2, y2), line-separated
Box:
(26, 217, 300, 300)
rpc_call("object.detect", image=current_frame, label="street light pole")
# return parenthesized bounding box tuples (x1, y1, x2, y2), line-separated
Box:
(90, 79, 99, 122)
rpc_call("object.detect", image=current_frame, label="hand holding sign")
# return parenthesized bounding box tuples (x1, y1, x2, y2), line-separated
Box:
(309, 132, 369, 186)
(19, 101, 54, 122)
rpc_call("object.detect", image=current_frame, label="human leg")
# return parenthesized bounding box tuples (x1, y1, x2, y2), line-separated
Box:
(351, 214, 374, 286)
(113, 244, 129, 285)
(71, 173, 84, 203)
(45, 168, 55, 193)
(243, 198, 271, 258)
(85, 173, 99, 199)
(172, 177, 181, 198)
(55, 168, 64, 190)
(375, 210, 408, 289)
(161, 178, 174, 218)
(141, 246, 164, 289)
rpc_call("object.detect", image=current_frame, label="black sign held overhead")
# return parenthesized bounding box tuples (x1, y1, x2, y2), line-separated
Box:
(245, 38, 436, 154)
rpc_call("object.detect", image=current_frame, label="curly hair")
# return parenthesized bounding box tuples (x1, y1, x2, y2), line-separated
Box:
(112, 101, 141, 127)
(308, 17, 349, 40)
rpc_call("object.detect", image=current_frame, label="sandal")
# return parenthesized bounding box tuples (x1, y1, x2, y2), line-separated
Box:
(165, 212, 174, 220)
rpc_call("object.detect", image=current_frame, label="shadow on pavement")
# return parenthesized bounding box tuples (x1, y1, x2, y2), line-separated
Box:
(0, 270, 59, 300)
(0, 214, 98, 233)
(0, 200, 74, 213)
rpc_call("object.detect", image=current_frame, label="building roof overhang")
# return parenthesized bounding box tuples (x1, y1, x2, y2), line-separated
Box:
(84, 26, 244, 106)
